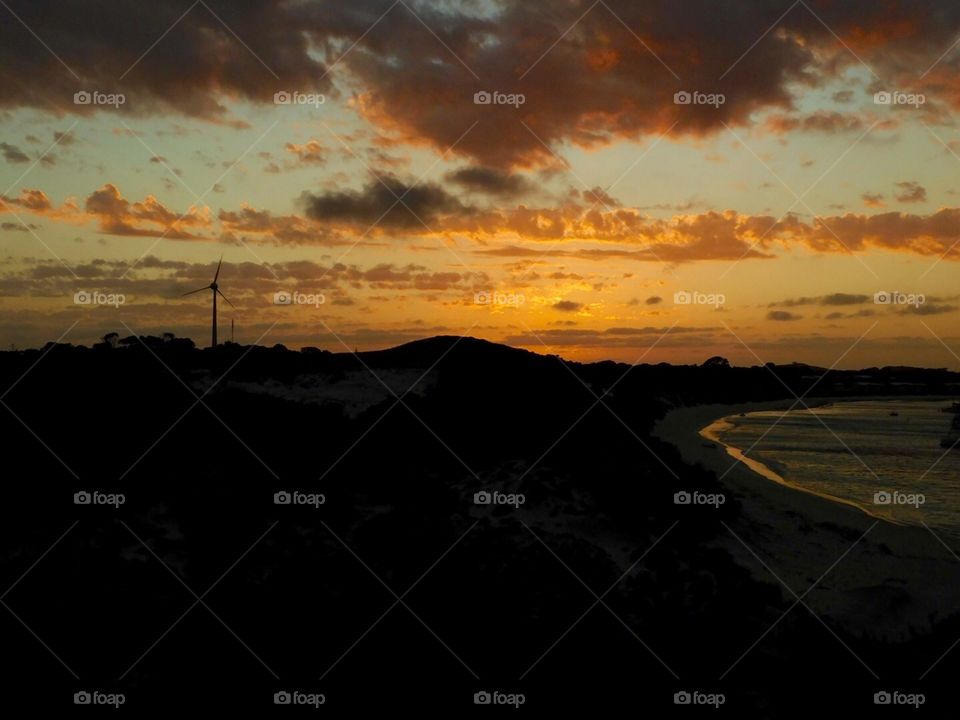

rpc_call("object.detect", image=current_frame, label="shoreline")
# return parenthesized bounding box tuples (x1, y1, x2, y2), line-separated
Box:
(654, 396, 960, 639)
(698, 400, 916, 527)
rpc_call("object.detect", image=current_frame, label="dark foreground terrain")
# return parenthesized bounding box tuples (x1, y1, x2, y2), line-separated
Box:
(2, 334, 959, 715)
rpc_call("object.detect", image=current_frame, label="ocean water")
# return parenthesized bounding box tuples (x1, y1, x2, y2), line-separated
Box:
(705, 399, 960, 535)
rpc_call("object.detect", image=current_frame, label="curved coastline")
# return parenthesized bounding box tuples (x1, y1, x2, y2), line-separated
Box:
(653, 396, 960, 638)
(698, 409, 902, 525)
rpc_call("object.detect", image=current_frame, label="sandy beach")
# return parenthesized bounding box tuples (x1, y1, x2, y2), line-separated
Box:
(655, 399, 960, 640)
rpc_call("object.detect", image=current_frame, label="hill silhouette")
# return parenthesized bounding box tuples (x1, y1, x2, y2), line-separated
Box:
(1, 334, 959, 713)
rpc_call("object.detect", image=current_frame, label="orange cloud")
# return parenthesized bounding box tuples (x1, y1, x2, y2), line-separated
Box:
(8, 180, 960, 264)
(84, 184, 212, 239)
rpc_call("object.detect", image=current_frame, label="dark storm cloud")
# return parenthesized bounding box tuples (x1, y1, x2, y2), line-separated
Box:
(3, 1, 960, 167)
(824, 309, 877, 319)
(1, 142, 29, 163)
(2, 221, 35, 231)
(300, 175, 472, 229)
(821, 293, 871, 306)
(899, 303, 957, 316)
(767, 310, 802, 321)
(771, 293, 872, 307)
(894, 181, 927, 204)
(764, 111, 868, 135)
(0, 0, 331, 121)
(340, 0, 960, 167)
(445, 167, 534, 197)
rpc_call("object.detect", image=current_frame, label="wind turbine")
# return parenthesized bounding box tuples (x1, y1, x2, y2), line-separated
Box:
(181, 256, 234, 347)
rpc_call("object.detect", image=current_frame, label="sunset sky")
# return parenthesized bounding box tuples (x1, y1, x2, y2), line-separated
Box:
(2, 0, 960, 367)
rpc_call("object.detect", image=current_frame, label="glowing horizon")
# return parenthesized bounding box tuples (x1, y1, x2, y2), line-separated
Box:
(3, 0, 960, 368)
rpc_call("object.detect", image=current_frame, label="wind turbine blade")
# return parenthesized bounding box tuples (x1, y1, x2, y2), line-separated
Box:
(213, 255, 223, 282)
(181, 285, 210, 297)
(216, 288, 235, 308)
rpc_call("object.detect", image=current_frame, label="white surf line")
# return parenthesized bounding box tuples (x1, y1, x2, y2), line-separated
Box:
(699, 407, 908, 527)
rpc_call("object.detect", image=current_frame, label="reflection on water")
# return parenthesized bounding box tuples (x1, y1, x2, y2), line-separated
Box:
(705, 399, 960, 535)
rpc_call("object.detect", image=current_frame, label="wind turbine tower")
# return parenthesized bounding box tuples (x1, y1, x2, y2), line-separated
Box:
(181, 257, 235, 348)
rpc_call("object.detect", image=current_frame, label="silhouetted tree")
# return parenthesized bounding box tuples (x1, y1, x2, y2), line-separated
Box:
(702, 355, 730, 368)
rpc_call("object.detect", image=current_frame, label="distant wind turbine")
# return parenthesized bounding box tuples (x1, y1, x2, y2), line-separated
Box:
(181, 256, 234, 347)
